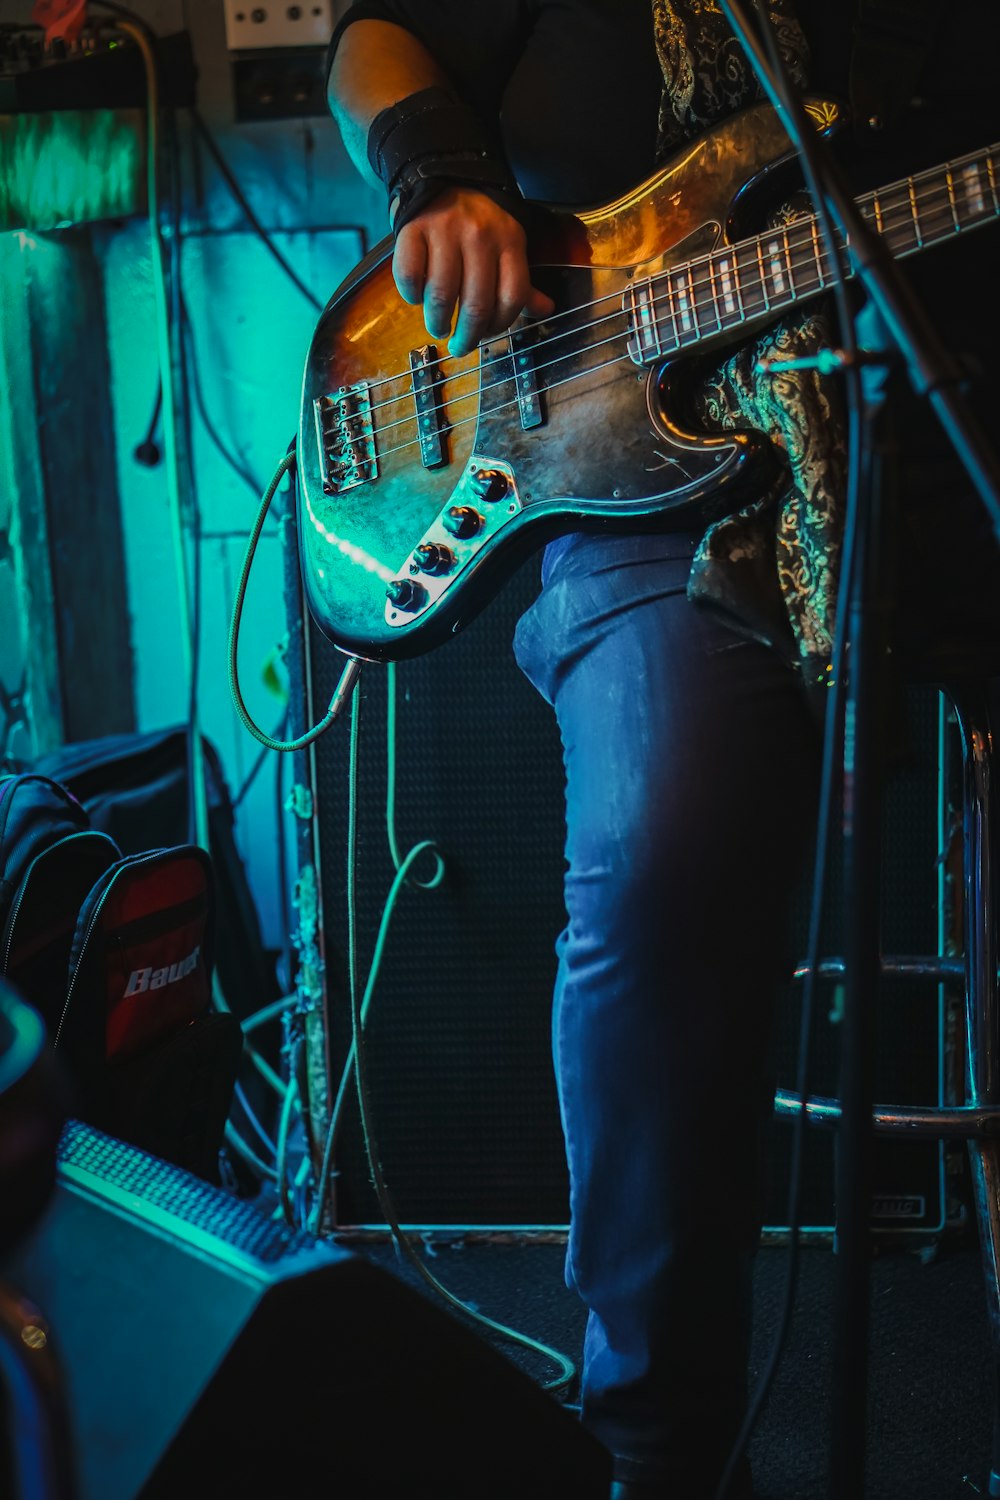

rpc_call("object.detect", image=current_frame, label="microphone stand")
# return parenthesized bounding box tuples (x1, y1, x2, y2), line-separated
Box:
(718, 4, 1000, 1496)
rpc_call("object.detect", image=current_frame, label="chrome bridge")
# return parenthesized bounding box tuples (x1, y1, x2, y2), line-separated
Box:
(314, 383, 377, 494)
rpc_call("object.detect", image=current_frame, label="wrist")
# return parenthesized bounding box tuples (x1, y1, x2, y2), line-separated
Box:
(366, 85, 526, 236)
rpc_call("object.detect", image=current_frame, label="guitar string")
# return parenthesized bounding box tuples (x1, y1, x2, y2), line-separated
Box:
(356, 153, 995, 404)
(338, 188, 996, 469)
(329, 150, 996, 415)
(343, 200, 975, 468)
(341, 173, 999, 472)
(346, 161, 996, 469)
(345, 161, 996, 423)
(343, 185, 922, 452)
(365, 348, 640, 467)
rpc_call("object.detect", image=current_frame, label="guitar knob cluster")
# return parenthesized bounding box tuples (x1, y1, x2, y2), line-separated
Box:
(385, 577, 427, 612)
(468, 468, 510, 504)
(413, 542, 456, 575)
(442, 505, 484, 539)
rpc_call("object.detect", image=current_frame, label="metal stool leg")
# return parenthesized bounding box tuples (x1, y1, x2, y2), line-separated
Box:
(775, 678, 1000, 1492)
(952, 680, 1000, 1498)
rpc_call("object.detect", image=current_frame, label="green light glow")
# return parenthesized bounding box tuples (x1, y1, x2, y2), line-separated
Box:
(0, 109, 145, 232)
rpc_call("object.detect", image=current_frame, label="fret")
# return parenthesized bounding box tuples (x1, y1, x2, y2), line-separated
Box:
(961, 160, 986, 221)
(624, 143, 1000, 369)
(713, 252, 743, 327)
(809, 217, 826, 293)
(907, 177, 924, 248)
(692, 261, 717, 339)
(782, 228, 797, 296)
(855, 193, 879, 242)
(734, 241, 767, 320)
(649, 278, 671, 354)
(786, 220, 819, 297)
(706, 256, 724, 333)
(624, 279, 663, 364)
(755, 237, 771, 312)
(918, 174, 954, 243)
(671, 268, 697, 343)
(874, 182, 918, 256)
(663, 272, 681, 350)
(728, 252, 747, 323)
(764, 235, 789, 301)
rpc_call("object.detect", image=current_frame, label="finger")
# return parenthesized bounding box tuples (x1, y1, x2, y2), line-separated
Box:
(493, 245, 531, 335)
(451, 247, 501, 356)
(423, 235, 462, 343)
(393, 225, 428, 306)
(495, 247, 556, 332)
(524, 283, 557, 320)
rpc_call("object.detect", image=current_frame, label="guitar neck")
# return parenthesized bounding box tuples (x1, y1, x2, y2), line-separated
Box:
(627, 143, 1000, 363)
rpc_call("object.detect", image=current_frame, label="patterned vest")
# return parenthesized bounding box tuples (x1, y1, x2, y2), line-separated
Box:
(651, 0, 845, 690)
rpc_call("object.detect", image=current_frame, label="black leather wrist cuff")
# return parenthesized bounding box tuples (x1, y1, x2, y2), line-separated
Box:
(366, 85, 524, 235)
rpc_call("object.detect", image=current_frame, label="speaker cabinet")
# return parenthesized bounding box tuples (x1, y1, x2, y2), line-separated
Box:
(298, 530, 949, 1236)
(1, 1122, 608, 1499)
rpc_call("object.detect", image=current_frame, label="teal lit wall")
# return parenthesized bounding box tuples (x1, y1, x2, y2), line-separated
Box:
(0, 0, 384, 956)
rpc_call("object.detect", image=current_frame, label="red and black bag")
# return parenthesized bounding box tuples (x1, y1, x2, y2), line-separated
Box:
(55, 844, 216, 1071)
(53, 843, 242, 1180)
(1, 767, 241, 1180)
(0, 773, 121, 1027)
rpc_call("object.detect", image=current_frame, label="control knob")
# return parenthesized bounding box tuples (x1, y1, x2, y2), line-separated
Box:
(413, 542, 456, 575)
(441, 505, 484, 538)
(468, 467, 511, 503)
(385, 577, 427, 612)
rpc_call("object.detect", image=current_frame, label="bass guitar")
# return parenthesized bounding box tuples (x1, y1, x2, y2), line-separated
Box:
(296, 98, 999, 661)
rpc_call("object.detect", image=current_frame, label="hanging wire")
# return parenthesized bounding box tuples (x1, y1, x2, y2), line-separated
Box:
(713, 4, 867, 1494)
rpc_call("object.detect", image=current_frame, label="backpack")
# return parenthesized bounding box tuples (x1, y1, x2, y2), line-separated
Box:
(0, 771, 239, 1181)
(0, 773, 120, 1029)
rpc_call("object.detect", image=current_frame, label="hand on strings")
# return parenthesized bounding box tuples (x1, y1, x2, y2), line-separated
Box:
(392, 187, 555, 359)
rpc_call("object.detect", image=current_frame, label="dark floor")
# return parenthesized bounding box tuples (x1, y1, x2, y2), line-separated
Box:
(352, 1231, 994, 1500)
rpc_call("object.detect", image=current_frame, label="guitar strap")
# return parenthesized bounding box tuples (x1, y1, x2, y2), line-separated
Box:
(849, 0, 940, 133)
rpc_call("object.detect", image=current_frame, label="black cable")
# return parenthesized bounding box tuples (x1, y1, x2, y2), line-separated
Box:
(713, 5, 867, 1495)
(133, 378, 162, 467)
(177, 289, 267, 502)
(232, 711, 289, 809)
(189, 108, 324, 313)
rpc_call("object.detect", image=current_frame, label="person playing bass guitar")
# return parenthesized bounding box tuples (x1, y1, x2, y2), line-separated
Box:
(324, 3, 1000, 1494)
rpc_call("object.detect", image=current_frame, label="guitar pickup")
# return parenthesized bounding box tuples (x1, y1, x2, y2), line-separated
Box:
(409, 345, 446, 469)
(509, 327, 544, 430)
(314, 383, 377, 494)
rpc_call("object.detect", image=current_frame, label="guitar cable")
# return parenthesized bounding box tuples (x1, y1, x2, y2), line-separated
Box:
(228, 448, 364, 753)
(317, 686, 577, 1396)
(230, 464, 577, 1391)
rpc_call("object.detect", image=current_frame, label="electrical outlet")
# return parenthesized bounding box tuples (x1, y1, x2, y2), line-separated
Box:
(222, 1, 334, 51)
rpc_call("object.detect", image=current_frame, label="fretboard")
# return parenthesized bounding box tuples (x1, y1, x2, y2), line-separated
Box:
(626, 143, 1000, 363)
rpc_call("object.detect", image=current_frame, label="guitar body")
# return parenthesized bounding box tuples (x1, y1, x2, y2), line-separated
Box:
(295, 100, 832, 659)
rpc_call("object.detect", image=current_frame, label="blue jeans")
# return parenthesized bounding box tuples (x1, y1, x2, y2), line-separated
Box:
(513, 529, 821, 1491)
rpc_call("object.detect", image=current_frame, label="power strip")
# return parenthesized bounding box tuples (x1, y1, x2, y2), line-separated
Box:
(223, 0, 334, 51)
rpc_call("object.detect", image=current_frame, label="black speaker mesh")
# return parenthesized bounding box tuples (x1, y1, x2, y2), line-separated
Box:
(59, 1119, 318, 1261)
(306, 565, 948, 1229)
(309, 566, 569, 1225)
